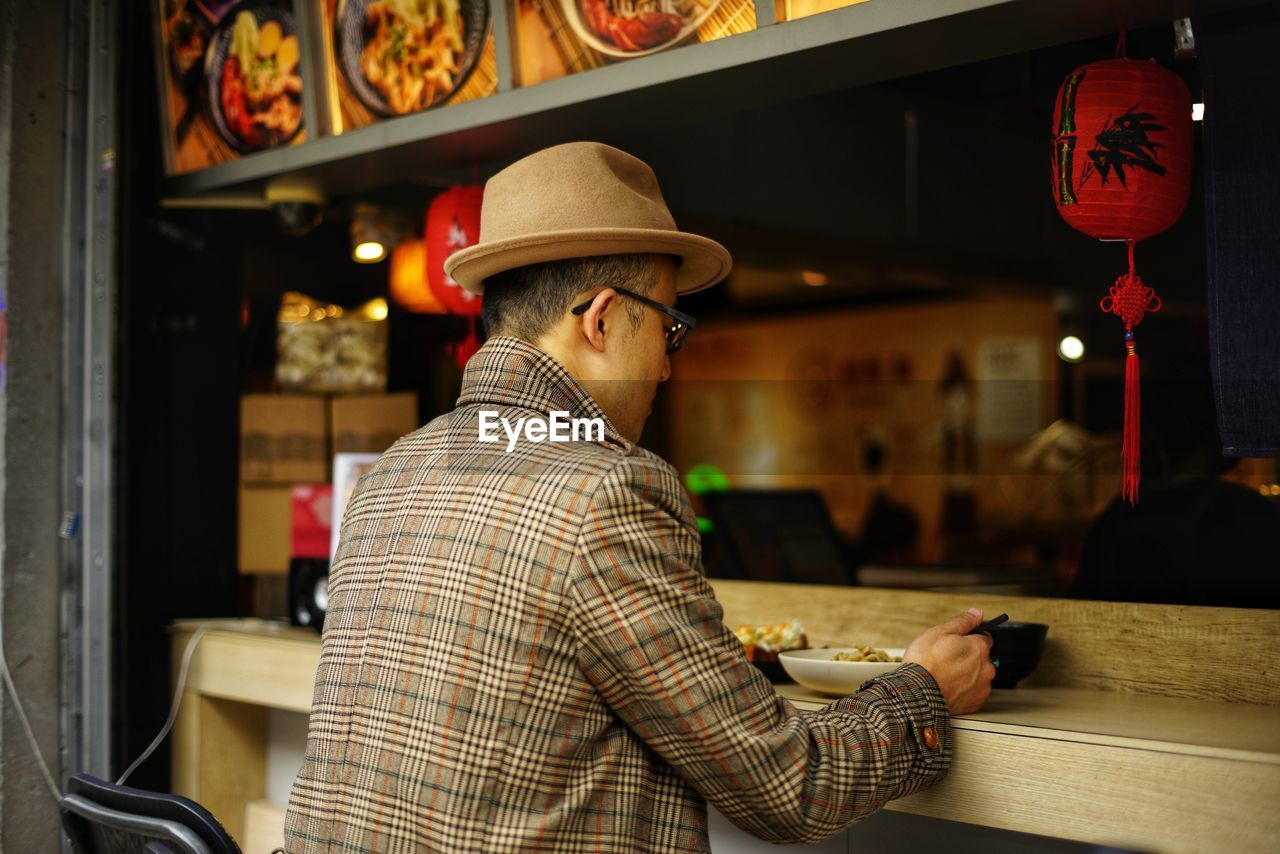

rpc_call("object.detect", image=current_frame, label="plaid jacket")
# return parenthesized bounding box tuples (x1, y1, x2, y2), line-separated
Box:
(284, 337, 952, 853)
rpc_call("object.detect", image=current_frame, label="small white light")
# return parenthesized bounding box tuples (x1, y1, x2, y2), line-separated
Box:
(1058, 335, 1085, 362)
(353, 241, 386, 263)
(1192, 102, 1205, 122)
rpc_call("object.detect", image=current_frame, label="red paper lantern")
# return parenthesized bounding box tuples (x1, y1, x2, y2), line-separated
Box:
(425, 186, 484, 315)
(1051, 56, 1193, 504)
(389, 239, 446, 314)
(425, 186, 484, 369)
(1052, 59, 1193, 240)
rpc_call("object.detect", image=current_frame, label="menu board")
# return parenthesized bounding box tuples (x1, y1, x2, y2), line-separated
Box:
(320, 0, 499, 134)
(514, 0, 757, 87)
(776, 0, 872, 22)
(153, 0, 308, 175)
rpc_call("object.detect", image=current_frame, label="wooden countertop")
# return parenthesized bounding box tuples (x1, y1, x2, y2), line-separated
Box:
(173, 618, 321, 714)
(776, 682, 1280, 765)
(173, 616, 1280, 851)
(173, 618, 1280, 763)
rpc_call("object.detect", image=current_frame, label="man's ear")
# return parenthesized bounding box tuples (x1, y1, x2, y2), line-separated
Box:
(579, 289, 618, 353)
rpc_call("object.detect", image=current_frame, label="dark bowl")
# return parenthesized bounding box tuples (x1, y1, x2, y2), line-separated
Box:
(987, 622, 1049, 688)
(750, 659, 790, 684)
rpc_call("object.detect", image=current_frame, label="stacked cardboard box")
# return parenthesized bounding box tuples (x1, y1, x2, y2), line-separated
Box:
(238, 392, 418, 575)
(330, 393, 418, 454)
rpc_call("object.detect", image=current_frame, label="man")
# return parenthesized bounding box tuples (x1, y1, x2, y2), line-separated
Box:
(284, 142, 994, 852)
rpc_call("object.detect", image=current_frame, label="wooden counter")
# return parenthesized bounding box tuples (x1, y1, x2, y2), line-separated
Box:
(778, 683, 1280, 852)
(171, 582, 1280, 852)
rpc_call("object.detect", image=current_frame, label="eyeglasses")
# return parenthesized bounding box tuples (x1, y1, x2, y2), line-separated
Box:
(570, 287, 698, 355)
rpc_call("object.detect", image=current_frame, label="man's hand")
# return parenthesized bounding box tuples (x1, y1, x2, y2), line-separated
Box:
(902, 608, 995, 715)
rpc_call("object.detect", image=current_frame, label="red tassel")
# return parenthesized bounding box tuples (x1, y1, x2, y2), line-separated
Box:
(1122, 340, 1140, 504)
(1100, 241, 1160, 505)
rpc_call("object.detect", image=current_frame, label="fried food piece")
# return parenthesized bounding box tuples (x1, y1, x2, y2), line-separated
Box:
(277, 35, 300, 74)
(258, 20, 282, 57)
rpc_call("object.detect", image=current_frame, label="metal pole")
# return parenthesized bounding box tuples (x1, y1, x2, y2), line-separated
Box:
(61, 0, 117, 783)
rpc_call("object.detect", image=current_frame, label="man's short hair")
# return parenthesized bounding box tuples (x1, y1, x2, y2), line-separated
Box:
(481, 254, 664, 342)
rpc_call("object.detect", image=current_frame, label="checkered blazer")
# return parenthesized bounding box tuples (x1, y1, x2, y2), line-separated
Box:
(284, 337, 952, 853)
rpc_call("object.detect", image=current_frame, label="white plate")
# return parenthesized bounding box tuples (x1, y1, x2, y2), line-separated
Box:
(561, 0, 725, 60)
(778, 648, 907, 697)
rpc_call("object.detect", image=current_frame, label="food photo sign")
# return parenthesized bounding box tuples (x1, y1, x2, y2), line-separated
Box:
(153, 0, 308, 174)
(321, 0, 499, 134)
(775, 0, 872, 23)
(513, 0, 757, 86)
(152, 0, 879, 175)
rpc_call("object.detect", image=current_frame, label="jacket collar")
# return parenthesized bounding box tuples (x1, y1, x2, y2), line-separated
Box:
(457, 337, 628, 447)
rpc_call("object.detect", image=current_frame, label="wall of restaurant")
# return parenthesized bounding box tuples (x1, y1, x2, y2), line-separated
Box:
(667, 295, 1062, 564)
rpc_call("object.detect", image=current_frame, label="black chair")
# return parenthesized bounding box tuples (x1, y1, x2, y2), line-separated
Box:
(60, 774, 241, 854)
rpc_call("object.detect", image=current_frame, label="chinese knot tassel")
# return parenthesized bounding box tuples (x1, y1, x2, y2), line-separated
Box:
(1122, 335, 1141, 503)
(1100, 241, 1161, 505)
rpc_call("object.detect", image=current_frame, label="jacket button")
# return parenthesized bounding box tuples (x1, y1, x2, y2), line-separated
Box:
(922, 726, 939, 749)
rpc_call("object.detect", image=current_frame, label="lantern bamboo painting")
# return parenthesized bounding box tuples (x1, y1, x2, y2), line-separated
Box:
(1052, 55, 1193, 503)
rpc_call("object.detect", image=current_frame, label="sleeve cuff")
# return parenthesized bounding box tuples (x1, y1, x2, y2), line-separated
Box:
(827, 662, 952, 794)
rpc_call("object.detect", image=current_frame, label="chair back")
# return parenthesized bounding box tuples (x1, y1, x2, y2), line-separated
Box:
(60, 774, 241, 854)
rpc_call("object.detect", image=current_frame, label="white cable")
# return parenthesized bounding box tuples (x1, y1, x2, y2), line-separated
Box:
(116, 624, 210, 787)
(0, 621, 211, 799)
(0, 636, 64, 804)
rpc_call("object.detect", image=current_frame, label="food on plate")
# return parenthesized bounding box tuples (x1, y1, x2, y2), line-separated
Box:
(831, 647, 903, 663)
(220, 10, 303, 149)
(360, 0, 465, 115)
(577, 0, 708, 53)
(735, 620, 808, 663)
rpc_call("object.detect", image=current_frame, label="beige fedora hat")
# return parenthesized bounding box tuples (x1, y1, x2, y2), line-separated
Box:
(444, 142, 732, 295)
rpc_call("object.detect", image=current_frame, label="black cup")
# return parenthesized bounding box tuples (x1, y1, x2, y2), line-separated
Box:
(987, 622, 1049, 688)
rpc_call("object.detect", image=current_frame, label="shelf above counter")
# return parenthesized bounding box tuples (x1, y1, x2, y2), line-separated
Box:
(163, 0, 1261, 202)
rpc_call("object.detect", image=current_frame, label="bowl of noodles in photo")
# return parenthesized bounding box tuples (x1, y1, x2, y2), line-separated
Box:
(336, 0, 490, 118)
(203, 0, 304, 153)
(563, 0, 724, 59)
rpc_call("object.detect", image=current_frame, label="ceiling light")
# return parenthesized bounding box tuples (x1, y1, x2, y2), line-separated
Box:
(353, 241, 386, 263)
(351, 203, 392, 263)
(1057, 335, 1085, 362)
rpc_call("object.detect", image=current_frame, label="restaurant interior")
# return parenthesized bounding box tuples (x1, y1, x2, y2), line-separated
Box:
(8, 0, 1274, 851)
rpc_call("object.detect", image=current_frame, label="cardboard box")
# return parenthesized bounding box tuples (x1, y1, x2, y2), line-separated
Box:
(241, 394, 328, 484)
(239, 485, 292, 575)
(291, 484, 333, 560)
(329, 393, 418, 454)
